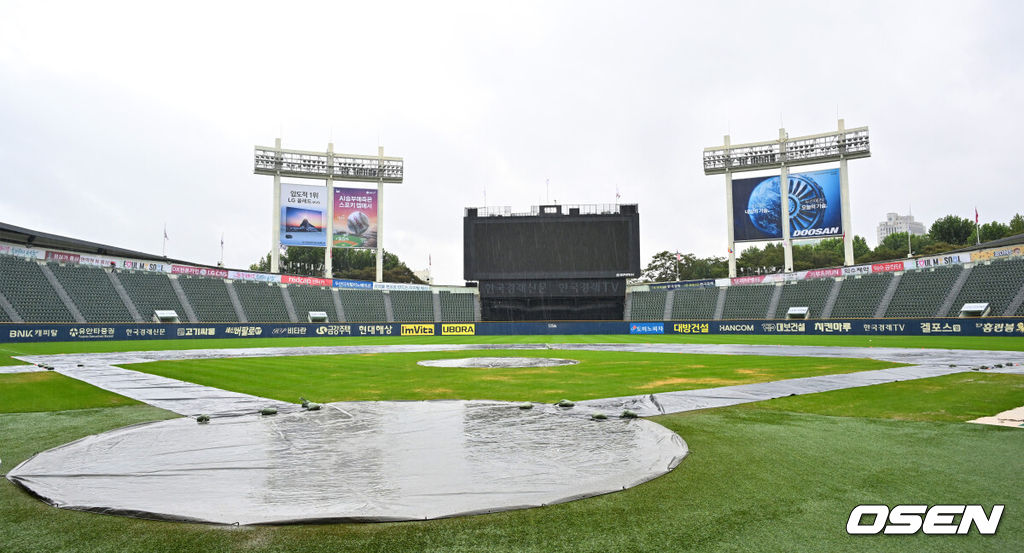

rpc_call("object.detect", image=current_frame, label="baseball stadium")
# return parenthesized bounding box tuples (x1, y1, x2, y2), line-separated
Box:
(1, 121, 1023, 553)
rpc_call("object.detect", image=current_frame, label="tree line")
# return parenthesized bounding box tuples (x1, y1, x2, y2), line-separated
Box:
(250, 247, 426, 283)
(639, 212, 1024, 282)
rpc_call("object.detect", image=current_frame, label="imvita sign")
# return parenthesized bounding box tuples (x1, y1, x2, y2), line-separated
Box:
(847, 504, 1004, 535)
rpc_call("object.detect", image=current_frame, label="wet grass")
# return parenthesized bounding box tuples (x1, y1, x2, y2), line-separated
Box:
(0, 371, 140, 413)
(1, 372, 1021, 553)
(127, 350, 904, 404)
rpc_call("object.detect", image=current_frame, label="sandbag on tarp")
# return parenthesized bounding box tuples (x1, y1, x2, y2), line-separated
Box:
(6, 400, 686, 525)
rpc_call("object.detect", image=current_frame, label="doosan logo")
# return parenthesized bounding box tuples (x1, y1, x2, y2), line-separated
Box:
(847, 505, 1004, 535)
(792, 227, 840, 237)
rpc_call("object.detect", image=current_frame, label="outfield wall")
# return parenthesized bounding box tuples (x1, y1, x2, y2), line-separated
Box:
(2, 319, 1023, 343)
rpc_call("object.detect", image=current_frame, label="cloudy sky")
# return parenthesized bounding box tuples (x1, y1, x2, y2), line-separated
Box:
(1, 1, 1021, 284)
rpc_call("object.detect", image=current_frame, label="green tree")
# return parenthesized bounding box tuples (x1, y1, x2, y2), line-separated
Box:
(250, 247, 425, 283)
(880, 232, 934, 257)
(1010, 213, 1024, 235)
(640, 252, 727, 282)
(929, 215, 974, 245)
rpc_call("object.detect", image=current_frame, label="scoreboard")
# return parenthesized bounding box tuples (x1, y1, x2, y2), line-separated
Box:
(464, 205, 640, 281)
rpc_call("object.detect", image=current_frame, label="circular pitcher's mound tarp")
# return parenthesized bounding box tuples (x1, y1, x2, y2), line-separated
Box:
(7, 400, 686, 525)
(417, 357, 580, 368)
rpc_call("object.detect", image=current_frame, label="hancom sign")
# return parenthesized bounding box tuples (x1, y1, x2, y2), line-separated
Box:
(732, 168, 842, 242)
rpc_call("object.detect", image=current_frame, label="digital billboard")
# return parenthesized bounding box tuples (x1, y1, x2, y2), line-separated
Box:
(280, 183, 328, 247)
(333, 187, 378, 248)
(731, 168, 841, 242)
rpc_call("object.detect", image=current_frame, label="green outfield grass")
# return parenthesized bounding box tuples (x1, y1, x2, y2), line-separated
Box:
(129, 350, 904, 404)
(0, 368, 1020, 553)
(0, 372, 140, 413)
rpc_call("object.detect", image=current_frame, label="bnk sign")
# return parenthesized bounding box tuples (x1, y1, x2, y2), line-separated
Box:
(847, 505, 1004, 535)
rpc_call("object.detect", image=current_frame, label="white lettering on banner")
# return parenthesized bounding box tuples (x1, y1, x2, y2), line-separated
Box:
(792, 227, 841, 237)
(847, 505, 1003, 535)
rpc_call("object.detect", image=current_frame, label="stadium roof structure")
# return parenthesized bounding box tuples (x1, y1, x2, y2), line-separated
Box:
(0, 221, 216, 268)
(948, 232, 1024, 254)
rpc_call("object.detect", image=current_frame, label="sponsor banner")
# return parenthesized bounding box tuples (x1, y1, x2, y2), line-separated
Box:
(842, 264, 872, 276)
(871, 261, 908, 273)
(971, 245, 1024, 262)
(333, 187, 378, 248)
(281, 274, 333, 287)
(715, 278, 732, 287)
(79, 255, 119, 268)
(0, 244, 9, 255)
(6, 245, 45, 259)
(732, 168, 842, 242)
(254, 273, 281, 283)
(916, 253, 968, 268)
(280, 183, 328, 247)
(3, 319, 1024, 343)
(228, 270, 258, 281)
(629, 323, 664, 335)
(400, 324, 435, 336)
(123, 259, 169, 273)
(333, 278, 374, 290)
(45, 250, 81, 263)
(172, 265, 229, 278)
(731, 275, 765, 285)
(649, 279, 715, 290)
(373, 282, 430, 291)
(805, 267, 842, 279)
(441, 323, 476, 336)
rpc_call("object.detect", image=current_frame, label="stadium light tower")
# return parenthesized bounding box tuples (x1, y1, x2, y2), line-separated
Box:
(254, 140, 404, 281)
(703, 119, 869, 277)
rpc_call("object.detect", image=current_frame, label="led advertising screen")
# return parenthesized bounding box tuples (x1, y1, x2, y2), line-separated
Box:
(731, 168, 842, 242)
(280, 183, 328, 247)
(333, 187, 378, 248)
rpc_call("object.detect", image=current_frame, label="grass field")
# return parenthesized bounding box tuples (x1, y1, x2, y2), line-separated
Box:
(130, 349, 904, 404)
(1, 335, 1022, 552)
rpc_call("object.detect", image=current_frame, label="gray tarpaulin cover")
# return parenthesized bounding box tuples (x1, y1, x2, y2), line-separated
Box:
(7, 400, 686, 525)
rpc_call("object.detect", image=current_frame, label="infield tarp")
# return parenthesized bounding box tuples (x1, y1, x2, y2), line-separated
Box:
(7, 401, 686, 525)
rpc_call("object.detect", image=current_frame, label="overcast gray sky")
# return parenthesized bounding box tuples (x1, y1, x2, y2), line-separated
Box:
(1, 1, 1021, 284)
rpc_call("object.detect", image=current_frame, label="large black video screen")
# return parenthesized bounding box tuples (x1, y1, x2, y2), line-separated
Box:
(464, 214, 640, 280)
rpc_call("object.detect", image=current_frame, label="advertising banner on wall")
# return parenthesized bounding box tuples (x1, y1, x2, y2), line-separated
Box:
(333, 188, 378, 248)
(732, 168, 842, 242)
(280, 183, 328, 247)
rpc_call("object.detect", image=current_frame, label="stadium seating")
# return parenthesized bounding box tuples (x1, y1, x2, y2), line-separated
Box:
(721, 284, 774, 320)
(628, 290, 667, 321)
(439, 291, 476, 322)
(116, 270, 188, 321)
(178, 276, 240, 322)
(829, 273, 893, 319)
(670, 287, 720, 320)
(287, 285, 341, 322)
(946, 257, 1024, 316)
(49, 263, 133, 323)
(772, 278, 834, 320)
(389, 290, 435, 322)
(338, 289, 388, 322)
(0, 256, 75, 322)
(884, 265, 963, 318)
(232, 281, 291, 322)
